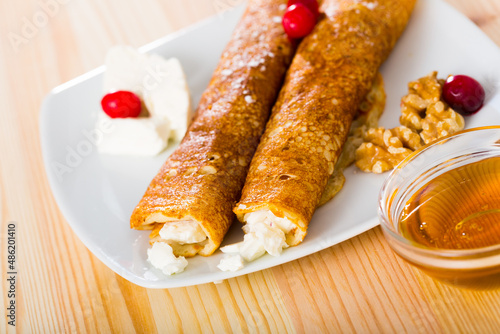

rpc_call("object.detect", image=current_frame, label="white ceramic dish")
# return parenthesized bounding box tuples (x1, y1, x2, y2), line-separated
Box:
(40, 0, 500, 288)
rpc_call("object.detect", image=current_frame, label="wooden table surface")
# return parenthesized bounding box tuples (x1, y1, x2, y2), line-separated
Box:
(2, 0, 500, 332)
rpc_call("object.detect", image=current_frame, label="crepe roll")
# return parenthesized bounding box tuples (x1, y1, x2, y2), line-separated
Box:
(223, 0, 416, 267)
(130, 0, 295, 274)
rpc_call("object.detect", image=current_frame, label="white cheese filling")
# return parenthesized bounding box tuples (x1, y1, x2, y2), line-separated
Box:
(159, 221, 207, 244)
(218, 210, 295, 271)
(148, 221, 207, 275)
(97, 45, 191, 156)
(147, 242, 188, 275)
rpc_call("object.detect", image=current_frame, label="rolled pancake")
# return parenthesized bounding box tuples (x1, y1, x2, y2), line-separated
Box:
(234, 0, 416, 246)
(130, 0, 295, 257)
(318, 72, 386, 207)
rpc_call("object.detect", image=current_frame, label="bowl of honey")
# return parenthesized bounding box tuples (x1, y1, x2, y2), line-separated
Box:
(378, 126, 500, 289)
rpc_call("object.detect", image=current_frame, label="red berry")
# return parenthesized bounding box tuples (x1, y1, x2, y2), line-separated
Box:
(101, 90, 142, 118)
(442, 75, 485, 116)
(287, 0, 319, 19)
(282, 4, 316, 39)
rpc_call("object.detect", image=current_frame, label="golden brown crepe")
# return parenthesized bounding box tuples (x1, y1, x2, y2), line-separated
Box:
(318, 72, 386, 206)
(130, 0, 295, 257)
(234, 0, 416, 246)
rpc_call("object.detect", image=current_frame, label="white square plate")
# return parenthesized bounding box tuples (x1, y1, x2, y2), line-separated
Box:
(41, 0, 500, 288)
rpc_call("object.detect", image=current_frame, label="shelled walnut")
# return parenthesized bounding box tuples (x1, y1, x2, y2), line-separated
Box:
(420, 100, 465, 144)
(355, 71, 465, 174)
(355, 126, 422, 173)
(400, 72, 464, 144)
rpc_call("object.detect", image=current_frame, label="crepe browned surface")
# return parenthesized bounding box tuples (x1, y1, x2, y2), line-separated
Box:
(318, 72, 386, 207)
(130, 0, 295, 256)
(234, 0, 416, 245)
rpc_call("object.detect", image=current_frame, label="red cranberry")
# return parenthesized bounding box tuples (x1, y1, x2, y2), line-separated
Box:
(101, 91, 142, 118)
(282, 4, 316, 39)
(287, 0, 319, 19)
(442, 75, 485, 116)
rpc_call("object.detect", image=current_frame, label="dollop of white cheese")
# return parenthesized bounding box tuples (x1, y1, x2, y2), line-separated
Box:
(96, 114, 170, 156)
(147, 242, 188, 275)
(159, 221, 207, 244)
(97, 45, 191, 155)
(217, 254, 244, 272)
(218, 210, 295, 271)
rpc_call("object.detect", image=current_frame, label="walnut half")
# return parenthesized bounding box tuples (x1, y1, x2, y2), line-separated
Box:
(355, 126, 422, 173)
(420, 100, 464, 144)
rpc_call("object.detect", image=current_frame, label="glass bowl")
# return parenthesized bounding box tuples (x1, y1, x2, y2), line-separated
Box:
(378, 126, 500, 289)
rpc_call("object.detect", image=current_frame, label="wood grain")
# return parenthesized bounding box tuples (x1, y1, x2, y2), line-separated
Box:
(1, 0, 500, 333)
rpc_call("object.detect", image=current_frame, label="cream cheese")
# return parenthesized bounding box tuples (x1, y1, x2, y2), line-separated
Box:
(97, 45, 191, 155)
(159, 221, 207, 244)
(149, 221, 207, 274)
(217, 254, 244, 272)
(218, 210, 295, 271)
(96, 113, 170, 156)
(147, 242, 188, 275)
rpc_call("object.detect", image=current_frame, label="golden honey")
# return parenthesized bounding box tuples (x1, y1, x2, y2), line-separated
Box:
(398, 156, 500, 289)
